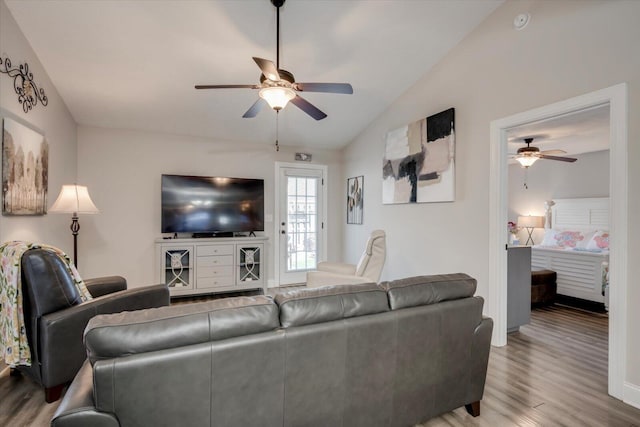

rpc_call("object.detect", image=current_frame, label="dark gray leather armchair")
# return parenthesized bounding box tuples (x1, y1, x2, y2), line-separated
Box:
(15, 248, 170, 402)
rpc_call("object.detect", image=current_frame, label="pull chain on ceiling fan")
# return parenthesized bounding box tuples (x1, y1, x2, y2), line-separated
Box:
(275, 111, 280, 152)
(195, 0, 353, 120)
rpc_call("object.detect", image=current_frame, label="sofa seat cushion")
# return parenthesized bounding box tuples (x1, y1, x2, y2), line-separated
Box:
(84, 296, 278, 363)
(380, 273, 477, 310)
(275, 283, 388, 327)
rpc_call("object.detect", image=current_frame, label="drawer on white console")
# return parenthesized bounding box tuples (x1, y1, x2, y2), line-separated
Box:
(197, 266, 233, 278)
(197, 245, 233, 256)
(197, 255, 233, 267)
(198, 276, 234, 288)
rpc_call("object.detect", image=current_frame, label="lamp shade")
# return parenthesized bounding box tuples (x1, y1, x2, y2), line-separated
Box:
(49, 185, 99, 214)
(517, 215, 544, 228)
(515, 155, 538, 168)
(259, 86, 296, 110)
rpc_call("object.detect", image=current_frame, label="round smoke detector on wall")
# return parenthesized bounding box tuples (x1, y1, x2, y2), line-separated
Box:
(513, 13, 530, 30)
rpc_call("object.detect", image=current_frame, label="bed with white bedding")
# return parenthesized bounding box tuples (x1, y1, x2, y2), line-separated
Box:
(531, 198, 610, 306)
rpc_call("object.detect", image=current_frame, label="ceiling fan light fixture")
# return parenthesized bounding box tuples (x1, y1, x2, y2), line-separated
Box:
(195, 0, 350, 120)
(516, 155, 538, 168)
(259, 86, 296, 111)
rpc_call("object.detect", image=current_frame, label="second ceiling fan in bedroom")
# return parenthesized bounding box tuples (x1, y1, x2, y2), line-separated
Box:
(195, 0, 353, 120)
(513, 137, 577, 168)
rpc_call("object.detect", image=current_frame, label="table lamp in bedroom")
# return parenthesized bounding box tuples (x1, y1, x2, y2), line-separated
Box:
(518, 215, 544, 246)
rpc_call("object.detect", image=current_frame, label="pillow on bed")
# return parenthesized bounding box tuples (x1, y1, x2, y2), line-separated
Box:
(586, 230, 610, 250)
(575, 230, 596, 249)
(554, 230, 588, 248)
(539, 229, 595, 249)
(540, 229, 560, 247)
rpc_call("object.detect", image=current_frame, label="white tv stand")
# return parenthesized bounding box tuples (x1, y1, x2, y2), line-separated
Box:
(155, 236, 267, 297)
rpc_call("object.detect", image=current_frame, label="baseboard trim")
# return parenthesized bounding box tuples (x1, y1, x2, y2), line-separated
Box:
(555, 295, 607, 313)
(623, 381, 640, 410)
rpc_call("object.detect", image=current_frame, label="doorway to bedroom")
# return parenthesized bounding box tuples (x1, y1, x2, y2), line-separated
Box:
(488, 83, 628, 400)
(504, 105, 612, 402)
(506, 104, 611, 312)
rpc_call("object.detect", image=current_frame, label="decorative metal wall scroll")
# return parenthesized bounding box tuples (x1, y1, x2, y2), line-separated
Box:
(0, 56, 48, 113)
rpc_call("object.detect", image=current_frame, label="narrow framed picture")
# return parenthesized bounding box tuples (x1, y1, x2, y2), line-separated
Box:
(2, 118, 48, 215)
(347, 175, 363, 224)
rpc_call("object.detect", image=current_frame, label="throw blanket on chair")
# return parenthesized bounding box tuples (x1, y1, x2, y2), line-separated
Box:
(0, 241, 93, 366)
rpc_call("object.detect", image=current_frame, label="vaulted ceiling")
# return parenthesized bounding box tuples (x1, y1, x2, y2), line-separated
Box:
(5, 0, 503, 149)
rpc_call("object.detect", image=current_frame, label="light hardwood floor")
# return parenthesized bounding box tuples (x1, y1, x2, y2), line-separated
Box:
(421, 306, 640, 427)
(1, 305, 639, 426)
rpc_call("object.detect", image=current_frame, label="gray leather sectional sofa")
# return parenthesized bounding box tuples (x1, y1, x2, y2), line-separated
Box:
(52, 273, 493, 427)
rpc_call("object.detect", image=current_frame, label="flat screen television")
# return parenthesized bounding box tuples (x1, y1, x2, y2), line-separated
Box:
(161, 174, 264, 234)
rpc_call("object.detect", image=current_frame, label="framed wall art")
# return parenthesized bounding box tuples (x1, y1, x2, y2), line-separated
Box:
(347, 175, 363, 224)
(382, 107, 455, 204)
(2, 117, 48, 215)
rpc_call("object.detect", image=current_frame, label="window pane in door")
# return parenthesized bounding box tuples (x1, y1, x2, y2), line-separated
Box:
(286, 176, 318, 272)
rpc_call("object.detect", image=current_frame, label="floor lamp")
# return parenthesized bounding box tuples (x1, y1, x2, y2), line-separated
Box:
(517, 215, 544, 246)
(49, 184, 99, 267)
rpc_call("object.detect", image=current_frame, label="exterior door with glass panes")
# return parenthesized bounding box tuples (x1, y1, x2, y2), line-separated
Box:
(278, 166, 324, 285)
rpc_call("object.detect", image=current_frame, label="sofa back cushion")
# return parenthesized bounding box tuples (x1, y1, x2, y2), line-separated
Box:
(274, 283, 388, 327)
(84, 296, 278, 363)
(380, 273, 477, 310)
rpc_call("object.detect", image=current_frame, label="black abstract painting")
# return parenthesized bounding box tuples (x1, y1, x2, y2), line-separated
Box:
(382, 108, 455, 204)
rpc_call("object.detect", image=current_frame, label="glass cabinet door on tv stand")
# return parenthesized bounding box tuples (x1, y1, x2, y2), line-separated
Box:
(238, 244, 263, 285)
(160, 245, 194, 291)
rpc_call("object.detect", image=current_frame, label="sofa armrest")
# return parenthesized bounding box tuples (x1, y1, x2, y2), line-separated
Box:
(51, 360, 119, 427)
(85, 276, 127, 298)
(306, 271, 371, 288)
(89, 284, 170, 316)
(38, 284, 170, 387)
(465, 315, 493, 405)
(316, 262, 357, 276)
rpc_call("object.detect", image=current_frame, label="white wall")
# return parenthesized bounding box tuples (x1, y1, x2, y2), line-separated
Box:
(342, 0, 640, 390)
(508, 150, 609, 243)
(0, 2, 77, 253)
(77, 126, 343, 287)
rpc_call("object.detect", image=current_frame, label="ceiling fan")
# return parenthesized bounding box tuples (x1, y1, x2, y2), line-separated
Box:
(195, 0, 353, 121)
(513, 137, 577, 168)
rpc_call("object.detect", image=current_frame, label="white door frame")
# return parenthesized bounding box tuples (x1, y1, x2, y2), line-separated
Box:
(488, 83, 628, 399)
(273, 161, 328, 287)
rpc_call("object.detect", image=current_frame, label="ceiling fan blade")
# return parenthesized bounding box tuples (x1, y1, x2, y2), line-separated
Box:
(253, 57, 280, 81)
(540, 149, 567, 155)
(290, 95, 327, 120)
(242, 98, 266, 118)
(539, 154, 577, 163)
(294, 82, 353, 94)
(195, 84, 259, 89)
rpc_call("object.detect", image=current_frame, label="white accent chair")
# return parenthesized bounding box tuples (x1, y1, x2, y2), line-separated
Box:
(306, 230, 386, 287)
